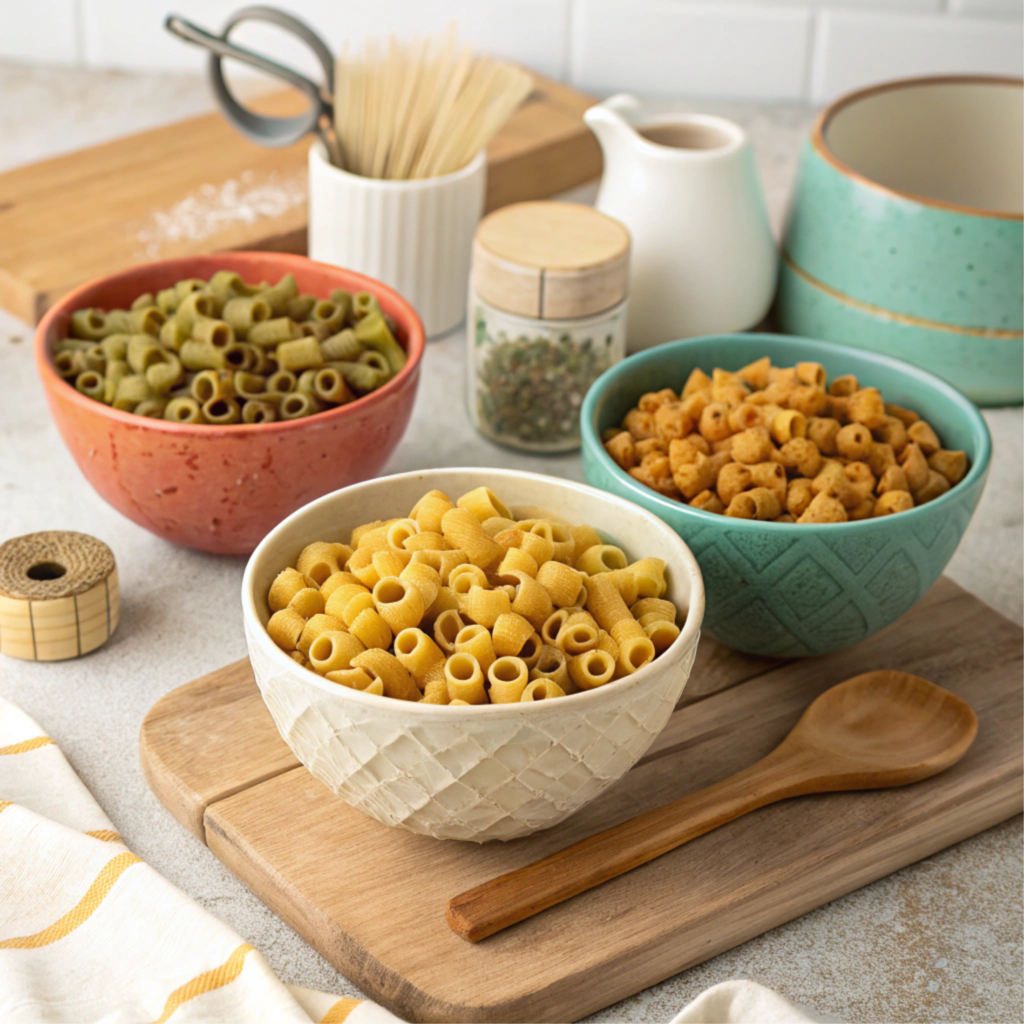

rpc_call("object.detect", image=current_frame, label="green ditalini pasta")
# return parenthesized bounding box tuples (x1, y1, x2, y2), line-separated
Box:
(55, 270, 406, 425)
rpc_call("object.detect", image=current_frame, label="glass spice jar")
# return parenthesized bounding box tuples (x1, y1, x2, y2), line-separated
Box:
(467, 201, 630, 453)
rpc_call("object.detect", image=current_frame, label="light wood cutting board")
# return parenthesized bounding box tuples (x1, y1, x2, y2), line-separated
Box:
(139, 577, 1023, 1023)
(0, 75, 601, 324)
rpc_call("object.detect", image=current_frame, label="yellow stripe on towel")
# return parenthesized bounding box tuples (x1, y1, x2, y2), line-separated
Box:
(0, 801, 11, 813)
(84, 830, 123, 843)
(0, 851, 140, 949)
(321, 998, 363, 1023)
(151, 942, 254, 1023)
(0, 736, 54, 756)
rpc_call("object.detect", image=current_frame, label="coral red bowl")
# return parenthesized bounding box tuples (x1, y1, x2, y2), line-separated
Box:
(35, 253, 425, 555)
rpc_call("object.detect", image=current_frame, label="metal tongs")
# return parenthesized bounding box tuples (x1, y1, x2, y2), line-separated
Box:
(165, 6, 343, 165)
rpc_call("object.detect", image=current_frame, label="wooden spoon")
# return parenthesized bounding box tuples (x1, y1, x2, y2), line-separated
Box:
(447, 670, 977, 942)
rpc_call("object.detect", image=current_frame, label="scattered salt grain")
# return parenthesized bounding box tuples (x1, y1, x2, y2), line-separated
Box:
(134, 169, 307, 258)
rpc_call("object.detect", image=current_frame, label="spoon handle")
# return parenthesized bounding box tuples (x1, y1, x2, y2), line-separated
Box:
(447, 751, 806, 942)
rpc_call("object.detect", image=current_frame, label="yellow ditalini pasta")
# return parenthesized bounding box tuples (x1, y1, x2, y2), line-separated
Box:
(535, 561, 585, 608)
(454, 624, 496, 673)
(373, 577, 425, 632)
(487, 657, 530, 703)
(308, 631, 366, 674)
(568, 649, 616, 690)
(521, 679, 567, 701)
(445, 652, 487, 704)
(491, 612, 535, 657)
(263, 484, 684, 703)
(393, 628, 445, 684)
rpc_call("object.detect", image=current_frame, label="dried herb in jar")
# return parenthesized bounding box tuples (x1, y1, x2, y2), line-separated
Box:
(475, 331, 616, 447)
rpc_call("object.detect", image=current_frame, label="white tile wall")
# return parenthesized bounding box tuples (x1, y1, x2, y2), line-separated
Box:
(0, 0, 79, 63)
(81, 0, 570, 80)
(811, 10, 1024, 101)
(950, 0, 1024, 16)
(5, 0, 1023, 104)
(571, 2, 813, 100)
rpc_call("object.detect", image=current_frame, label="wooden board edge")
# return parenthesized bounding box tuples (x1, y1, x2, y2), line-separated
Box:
(138, 659, 301, 843)
(204, 809, 448, 1023)
(202, 759, 1023, 1023)
(0, 265, 42, 325)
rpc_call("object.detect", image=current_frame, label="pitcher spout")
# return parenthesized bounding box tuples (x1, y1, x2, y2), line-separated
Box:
(583, 94, 644, 152)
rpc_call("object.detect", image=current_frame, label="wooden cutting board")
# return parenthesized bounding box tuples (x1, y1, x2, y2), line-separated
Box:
(139, 577, 1023, 1023)
(0, 75, 600, 324)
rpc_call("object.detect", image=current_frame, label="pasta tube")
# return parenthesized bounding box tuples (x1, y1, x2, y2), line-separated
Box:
(420, 662, 449, 704)
(454, 624, 495, 673)
(487, 657, 529, 703)
(348, 607, 392, 650)
(223, 294, 272, 333)
(399, 563, 442, 608)
(433, 609, 465, 654)
(491, 612, 535, 657)
(464, 585, 511, 629)
(297, 613, 346, 655)
(456, 486, 512, 523)
(576, 544, 628, 575)
(556, 616, 600, 656)
(308, 632, 366, 674)
(164, 397, 202, 423)
(373, 577, 425, 632)
(441, 508, 504, 570)
(444, 652, 487, 704)
(354, 311, 406, 376)
(521, 679, 566, 701)
(644, 618, 680, 655)
(498, 547, 539, 579)
(568, 649, 616, 690)
(321, 329, 361, 362)
(267, 608, 306, 651)
(393, 628, 445, 685)
(540, 609, 570, 647)
(535, 561, 585, 608)
(351, 649, 419, 701)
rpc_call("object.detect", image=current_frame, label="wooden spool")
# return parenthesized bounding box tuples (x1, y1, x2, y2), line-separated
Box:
(0, 531, 119, 661)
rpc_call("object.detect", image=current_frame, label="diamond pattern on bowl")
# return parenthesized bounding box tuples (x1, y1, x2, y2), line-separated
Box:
(683, 503, 975, 657)
(246, 622, 699, 842)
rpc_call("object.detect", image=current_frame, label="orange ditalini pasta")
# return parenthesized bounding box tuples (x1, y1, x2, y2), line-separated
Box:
(602, 357, 969, 523)
(264, 486, 686, 704)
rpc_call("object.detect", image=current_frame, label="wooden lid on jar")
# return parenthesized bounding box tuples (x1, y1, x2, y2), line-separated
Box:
(472, 201, 631, 320)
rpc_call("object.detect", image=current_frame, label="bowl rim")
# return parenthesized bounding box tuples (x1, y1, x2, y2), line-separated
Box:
(580, 332, 992, 535)
(33, 251, 426, 437)
(811, 73, 1024, 222)
(241, 467, 706, 717)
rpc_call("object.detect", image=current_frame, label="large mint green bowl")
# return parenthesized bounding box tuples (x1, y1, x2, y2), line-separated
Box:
(580, 334, 991, 657)
(777, 75, 1023, 407)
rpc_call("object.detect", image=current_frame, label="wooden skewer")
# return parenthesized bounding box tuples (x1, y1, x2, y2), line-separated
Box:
(446, 670, 978, 942)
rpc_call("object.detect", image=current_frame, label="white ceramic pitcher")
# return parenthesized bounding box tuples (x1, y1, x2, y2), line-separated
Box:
(584, 95, 777, 351)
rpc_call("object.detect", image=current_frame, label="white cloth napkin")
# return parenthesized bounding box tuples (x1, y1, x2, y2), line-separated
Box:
(670, 980, 827, 1023)
(0, 695, 826, 1024)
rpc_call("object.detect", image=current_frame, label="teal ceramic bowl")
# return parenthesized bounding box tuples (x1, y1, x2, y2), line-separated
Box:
(580, 334, 991, 657)
(777, 75, 1023, 407)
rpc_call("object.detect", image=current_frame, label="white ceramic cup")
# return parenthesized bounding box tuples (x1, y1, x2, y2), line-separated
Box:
(308, 143, 486, 338)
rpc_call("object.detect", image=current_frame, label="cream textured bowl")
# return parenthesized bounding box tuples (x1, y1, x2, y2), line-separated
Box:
(242, 468, 705, 842)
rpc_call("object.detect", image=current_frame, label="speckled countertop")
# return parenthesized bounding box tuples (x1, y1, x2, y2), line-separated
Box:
(0, 63, 1020, 1024)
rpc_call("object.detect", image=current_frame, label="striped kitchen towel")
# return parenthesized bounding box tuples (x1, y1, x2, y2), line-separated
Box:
(0, 695, 400, 1024)
(0, 694, 826, 1024)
